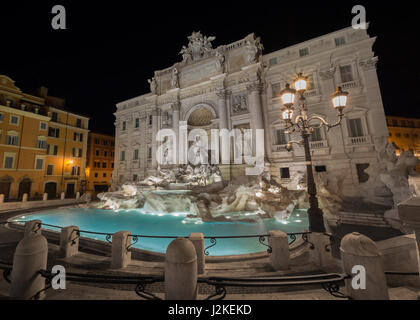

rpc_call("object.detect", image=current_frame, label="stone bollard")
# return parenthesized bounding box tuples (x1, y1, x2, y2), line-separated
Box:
(10, 234, 48, 299)
(308, 232, 334, 269)
(24, 220, 42, 238)
(0, 194, 4, 203)
(76, 192, 80, 199)
(268, 230, 290, 270)
(165, 238, 197, 300)
(340, 232, 389, 300)
(43, 193, 48, 201)
(189, 233, 205, 274)
(60, 192, 65, 200)
(22, 193, 28, 202)
(60, 226, 79, 258)
(111, 231, 131, 269)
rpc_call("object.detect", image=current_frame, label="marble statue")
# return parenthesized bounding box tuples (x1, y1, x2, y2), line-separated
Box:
(170, 68, 179, 89)
(215, 50, 225, 72)
(148, 77, 157, 94)
(245, 40, 259, 64)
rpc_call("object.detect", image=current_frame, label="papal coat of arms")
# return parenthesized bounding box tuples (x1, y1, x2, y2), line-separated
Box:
(179, 31, 216, 63)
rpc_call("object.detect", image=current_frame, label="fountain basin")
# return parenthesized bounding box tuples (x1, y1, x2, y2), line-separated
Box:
(12, 207, 309, 256)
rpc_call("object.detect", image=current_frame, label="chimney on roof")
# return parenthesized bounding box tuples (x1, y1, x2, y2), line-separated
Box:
(37, 86, 49, 98)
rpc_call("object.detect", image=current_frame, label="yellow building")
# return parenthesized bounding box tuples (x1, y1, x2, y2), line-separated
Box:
(85, 132, 115, 195)
(386, 115, 420, 172)
(0, 75, 89, 200)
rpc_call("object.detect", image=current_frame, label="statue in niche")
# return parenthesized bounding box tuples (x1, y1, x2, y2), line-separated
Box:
(148, 77, 157, 94)
(170, 68, 179, 89)
(232, 95, 248, 113)
(215, 50, 225, 72)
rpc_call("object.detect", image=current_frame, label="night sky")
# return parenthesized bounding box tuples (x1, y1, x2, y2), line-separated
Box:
(0, 1, 418, 135)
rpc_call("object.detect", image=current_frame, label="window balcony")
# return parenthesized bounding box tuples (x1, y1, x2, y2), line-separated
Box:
(310, 140, 328, 149)
(339, 80, 359, 90)
(345, 135, 371, 145)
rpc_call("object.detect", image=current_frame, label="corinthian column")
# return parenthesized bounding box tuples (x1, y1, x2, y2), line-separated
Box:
(216, 89, 230, 164)
(151, 108, 159, 169)
(172, 101, 180, 165)
(246, 81, 265, 157)
(246, 81, 264, 130)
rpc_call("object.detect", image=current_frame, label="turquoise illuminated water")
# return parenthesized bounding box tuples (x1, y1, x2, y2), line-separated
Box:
(13, 208, 309, 256)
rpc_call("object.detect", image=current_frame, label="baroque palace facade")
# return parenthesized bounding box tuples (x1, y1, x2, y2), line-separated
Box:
(0, 76, 89, 200)
(113, 26, 388, 190)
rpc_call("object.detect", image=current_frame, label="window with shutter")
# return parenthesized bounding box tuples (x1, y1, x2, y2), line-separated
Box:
(348, 118, 364, 137)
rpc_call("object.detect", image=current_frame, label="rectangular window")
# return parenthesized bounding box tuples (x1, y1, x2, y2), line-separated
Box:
(121, 151, 125, 161)
(72, 148, 82, 157)
(102, 162, 106, 168)
(46, 164, 54, 175)
(111, 151, 114, 157)
(37, 139, 47, 149)
(271, 83, 282, 98)
(111, 162, 114, 169)
(76, 118, 82, 128)
(71, 166, 80, 176)
(133, 174, 138, 181)
(135, 118, 140, 128)
(147, 147, 152, 159)
(104, 151, 107, 157)
(122, 121, 126, 131)
(35, 158, 44, 170)
(276, 129, 287, 145)
(94, 172, 98, 178)
(299, 47, 309, 57)
(133, 149, 139, 160)
(10, 115, 19, 125)
(348, 118, 364, 137)
(280, 168, 290, 179)
(95, 138, 100, 144)
(340, 65, 353, 83)
(4, 155, 14, 169)
(6, 135, 18, 146)
(269, 57, 277, 66)
(95, 150, 100, 156)
(47, 144, 58, 155)
(51, 112, 58, 122)
(40, 122, 47, 130)
(310, 127, 322, 141)
(103, 139, 107, 145)
(48, 127, 60, 138)
(335, 37, 346, 46)
(148, 115, 153, 126)
(0, 113, 3, 122)
(103, 173, 107, 178)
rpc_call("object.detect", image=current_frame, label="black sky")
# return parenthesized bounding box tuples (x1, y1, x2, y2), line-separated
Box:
(0, 1, 418, 134)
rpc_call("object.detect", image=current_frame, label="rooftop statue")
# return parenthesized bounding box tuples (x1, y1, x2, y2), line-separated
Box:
(179, 31, 216, 63)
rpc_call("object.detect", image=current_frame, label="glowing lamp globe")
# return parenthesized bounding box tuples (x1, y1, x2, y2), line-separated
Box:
(280, 83, 296, 108)
(331, 86, 348, 111)
(282, 107, 293, 121)
(293, 73, 308, 92)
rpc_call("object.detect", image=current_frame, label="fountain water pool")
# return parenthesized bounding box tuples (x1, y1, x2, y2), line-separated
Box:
(12, 207, 308, 256)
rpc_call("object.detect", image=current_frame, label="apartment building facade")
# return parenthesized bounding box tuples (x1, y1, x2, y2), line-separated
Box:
(0, 75, 89, 200)
(85, 132, 115, 194)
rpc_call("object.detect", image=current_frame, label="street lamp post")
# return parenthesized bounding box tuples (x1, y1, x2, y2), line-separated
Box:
(280, 73, 348, 233)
